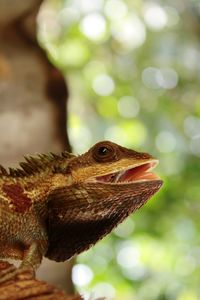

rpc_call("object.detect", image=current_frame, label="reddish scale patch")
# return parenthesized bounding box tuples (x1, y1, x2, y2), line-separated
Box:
(2, 183, 32, 213)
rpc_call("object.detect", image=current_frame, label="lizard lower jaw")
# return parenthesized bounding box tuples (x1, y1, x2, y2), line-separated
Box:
(94, 161, 160, 184)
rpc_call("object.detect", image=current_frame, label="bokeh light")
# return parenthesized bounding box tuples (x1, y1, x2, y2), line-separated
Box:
(156, 131, 176, 153)
(114, 217, 135, 238)
(142, 67, 161, 89)
(59, 40, 90, 67)
(142, 67, 178, 90)
(118, 96, 140, 118)
(104, 0, 128, 20)
(184, 115, 200, 139)
(117, 242, 140, 268)
(72, 264, 93, 287)
(143, 3, 167, 30)
(80, 13, 107, 41)
(59, 7, 80, 27)
(92, 74, 115, 96)
(92, 282, 116, 299)
(75, 0, 104, 14)
(156, 68, 178, 89)
(111, 14, 146, 50)
(189, 136, 200, 157)
(37, 4, 60, 41)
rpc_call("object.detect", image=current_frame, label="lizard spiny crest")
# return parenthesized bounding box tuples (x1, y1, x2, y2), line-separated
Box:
(0, 151, 75, 178)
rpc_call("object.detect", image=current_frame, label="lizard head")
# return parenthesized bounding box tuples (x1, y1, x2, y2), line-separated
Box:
(70, 140, 161, 184)
(46, 141, 163, 262)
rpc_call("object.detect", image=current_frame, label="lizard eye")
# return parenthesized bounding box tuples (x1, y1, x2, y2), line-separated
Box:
(92, 143, 116, 162)
(97, 146, 110, 156)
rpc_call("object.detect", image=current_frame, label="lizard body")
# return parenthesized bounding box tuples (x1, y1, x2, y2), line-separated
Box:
(0, 141, 163, 281)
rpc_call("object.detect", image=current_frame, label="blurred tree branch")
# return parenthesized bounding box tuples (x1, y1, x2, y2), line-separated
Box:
(0, 261, 82, 300)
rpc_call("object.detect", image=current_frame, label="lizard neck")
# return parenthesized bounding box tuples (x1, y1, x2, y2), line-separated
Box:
(0, 172, 72, 218)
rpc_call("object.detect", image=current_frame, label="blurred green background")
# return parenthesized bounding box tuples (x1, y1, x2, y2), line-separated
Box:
(38, 0, 200, 299)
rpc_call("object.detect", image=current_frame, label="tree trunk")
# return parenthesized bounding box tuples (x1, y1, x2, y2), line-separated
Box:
(0, 0, 75, 295)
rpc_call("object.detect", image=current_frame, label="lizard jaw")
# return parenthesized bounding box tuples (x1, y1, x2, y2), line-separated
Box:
(93, 160, 160, 184)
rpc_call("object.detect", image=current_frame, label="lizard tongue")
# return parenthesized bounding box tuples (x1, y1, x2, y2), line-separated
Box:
(118, 162, 159, 182)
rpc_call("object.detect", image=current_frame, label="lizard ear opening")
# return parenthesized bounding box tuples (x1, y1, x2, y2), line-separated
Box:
(92, 142, 117, 163)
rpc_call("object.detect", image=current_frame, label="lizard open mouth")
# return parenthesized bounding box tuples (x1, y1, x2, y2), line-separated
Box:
(95, 161, 160, 184)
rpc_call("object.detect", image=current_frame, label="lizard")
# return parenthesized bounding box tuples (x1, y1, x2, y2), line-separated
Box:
(0, 140, 163, 282)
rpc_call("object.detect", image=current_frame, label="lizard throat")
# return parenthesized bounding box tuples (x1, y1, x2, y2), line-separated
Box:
(93, 161, 160, 184)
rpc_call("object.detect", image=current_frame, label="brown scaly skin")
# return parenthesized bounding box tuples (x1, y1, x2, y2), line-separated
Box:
(0, 141, 163, 282)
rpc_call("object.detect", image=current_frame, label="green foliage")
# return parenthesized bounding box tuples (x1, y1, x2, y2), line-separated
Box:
(38, 0, 200, 299)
